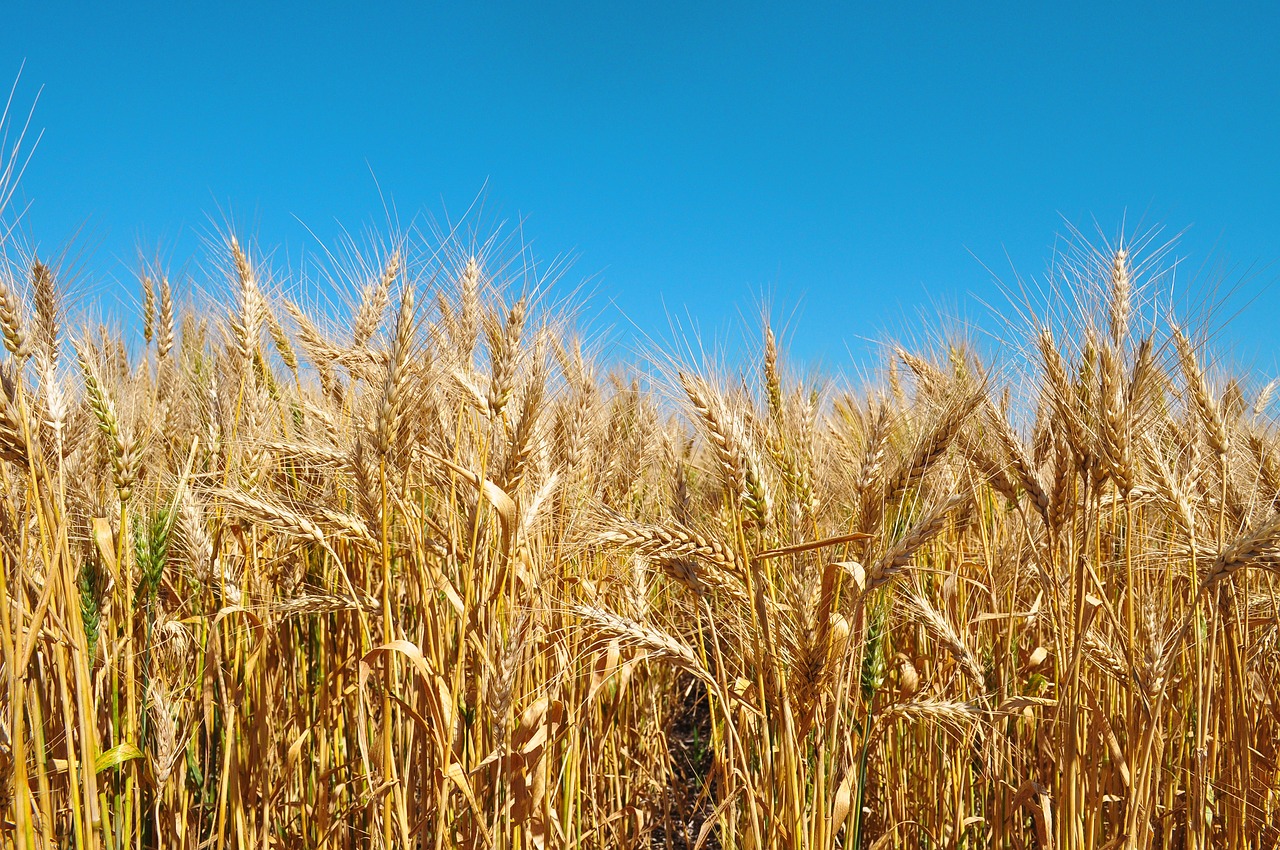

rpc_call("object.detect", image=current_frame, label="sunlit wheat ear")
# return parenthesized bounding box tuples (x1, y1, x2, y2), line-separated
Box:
(1254, 379, 1278, 417)
(679, 371, 773, 526)
(485, 611, 528, 730)
(1107, 247, 1131, 346)
(0, 364, 26, 461)
(284, 300, 343, 393)
(1144, 434, 1197, 539)
(228, 236, 265, 371)
(32, 259, 59, 366)
(236, 388, 269, 490)
(987, 404, 1050, 520)
(551, 339, 597, 475)
(266, 311, 298, 373)
(903, 591, 985, 686)
(760, 332, 819, 521)
(146, 682, 182, 785)
(1128, 335, 1157, 408)
(200, 381, 224, 472)
(572, 605, 715, 686)
(502, 360, 546, 492)
(142, 275, 156, 345)
(214, 487, 328, 548)
(793, 394, 821, 518)
(1247, 431, 1280, 515)
(0, 270, 26, 357)
(1080, 626, 1128, 683)
(788, 559, 844, 725)
(1036, 327, 1090, 464)
(1174, 326, 1230, 460)
(598, 513, 745, 574)
(1099, 336, 1134, 494)
(178, 487, 216, 583)
(1205, 514, 1280, 586)
(855, 401, 891, 499)
(156, 276, 174, 358)
(898, 348, 949, 399)
(485, 297, 526, 418)
(77, 345, 138, 502)
(763, 323, 783, 421)
(39, 358, 66, 450)
(884, 391, 981, 506)
(460, 255, 482, 344)
(1222, 379, 1247, 424)
(344, 435, 381, 530)
(374, 283, 414, 456)
(353, 249, 400, 348)
(871, 698, 985, 742)
(438, 255, 483, 361)
(867, 494, 964, 592)
(960, 427, 1020, 505)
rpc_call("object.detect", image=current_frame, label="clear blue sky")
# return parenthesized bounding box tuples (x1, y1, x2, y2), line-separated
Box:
(4, 2, 1280, 370)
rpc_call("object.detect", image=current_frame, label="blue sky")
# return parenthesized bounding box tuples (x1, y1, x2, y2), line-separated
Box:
(4, 2, 1279, 371)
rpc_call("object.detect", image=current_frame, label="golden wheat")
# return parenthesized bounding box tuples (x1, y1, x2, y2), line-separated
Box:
(0, 227, 1277, 850)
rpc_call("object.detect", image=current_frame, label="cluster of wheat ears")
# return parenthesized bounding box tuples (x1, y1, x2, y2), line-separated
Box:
(0, 218, 1277, 850)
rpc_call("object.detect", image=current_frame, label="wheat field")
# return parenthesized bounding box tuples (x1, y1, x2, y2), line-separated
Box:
(0, 221, 1277, 850)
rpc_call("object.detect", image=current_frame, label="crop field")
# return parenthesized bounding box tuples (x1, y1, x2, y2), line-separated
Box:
(1, 228, 1278, 849)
